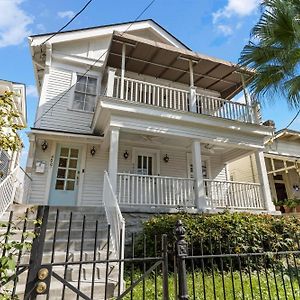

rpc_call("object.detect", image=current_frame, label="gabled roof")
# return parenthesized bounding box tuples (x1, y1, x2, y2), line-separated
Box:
(29, 19, 190, 50)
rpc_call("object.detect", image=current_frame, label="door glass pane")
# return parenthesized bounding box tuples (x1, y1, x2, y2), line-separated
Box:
(138, 156, 142, 169)
(70, 149, 79, 158)
(60, 148, 69, 157)
(69, 159, 78, 169)
(55, 180, 64, 190)
(57, 168, 66, 179)
(68, 170, 76, 179)
(66, 181, 75, 191)
(59, 158, 67, 168)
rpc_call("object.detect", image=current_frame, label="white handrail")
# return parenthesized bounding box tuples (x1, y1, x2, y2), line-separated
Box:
(103, 171, 125, 292)
(103, 171, 125, 253)
(0, 166, 32, 217)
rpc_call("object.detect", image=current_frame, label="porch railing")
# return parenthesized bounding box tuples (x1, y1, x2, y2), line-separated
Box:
(112, 75, 256, 123)
(0, 166, 32, 217)
(117, 173, 264, 210)
(204, 179, 264, 209)
(117, 173, 195, 208)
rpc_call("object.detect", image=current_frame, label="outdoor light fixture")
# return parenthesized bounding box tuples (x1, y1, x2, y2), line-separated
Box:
(163, 154, 169, 163)
(90, 146, 96, 156)
(123, 150, 129, 159)
(41, 140, 48, 151)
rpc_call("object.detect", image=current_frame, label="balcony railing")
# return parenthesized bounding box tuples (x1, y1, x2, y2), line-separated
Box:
(117, 173, 265, 210)
(111, 75, 258, 124)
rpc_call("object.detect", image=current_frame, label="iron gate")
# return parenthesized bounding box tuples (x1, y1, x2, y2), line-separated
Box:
(1, 205, 300, 299)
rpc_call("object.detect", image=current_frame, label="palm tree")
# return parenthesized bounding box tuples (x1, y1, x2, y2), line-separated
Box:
(240, 0, 300, 108)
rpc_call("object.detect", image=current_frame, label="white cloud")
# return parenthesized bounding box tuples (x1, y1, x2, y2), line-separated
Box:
(213, 0, 260, 23)
(0, 0, 33, 48)
(57, 10, 75, 20)
(26, 85, 38, 98)
(213, 0, 260, 36)
(217, 24, 233, 36)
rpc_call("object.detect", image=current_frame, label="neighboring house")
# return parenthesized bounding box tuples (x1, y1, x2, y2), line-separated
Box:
(0, 80, 29, 213)
(229, 129, 300, 206)
(0, 80, 26, 180)
(25, 19, 276, 214)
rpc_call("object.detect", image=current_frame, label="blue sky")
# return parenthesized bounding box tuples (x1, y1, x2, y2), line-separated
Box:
(0, 0, 299, 165)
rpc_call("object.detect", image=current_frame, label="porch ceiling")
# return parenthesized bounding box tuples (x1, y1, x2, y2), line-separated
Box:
(119, 131, 251, 160)
(106, 32, 254, 100)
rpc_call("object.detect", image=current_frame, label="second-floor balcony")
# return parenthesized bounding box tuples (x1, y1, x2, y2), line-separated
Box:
(100, 31, 260, 125)
(104, 71, 260, 125)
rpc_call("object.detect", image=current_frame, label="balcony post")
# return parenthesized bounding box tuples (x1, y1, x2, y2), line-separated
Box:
(106, 67, 117, 97)
(120, 43, 126, 99)
(189, 60, 197, 113)
(108, 127, 120, 193)
(192, 140, 208, 210)
(255, 150, 276, 212)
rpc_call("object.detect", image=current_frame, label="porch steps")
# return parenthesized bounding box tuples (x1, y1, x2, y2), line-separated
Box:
(0, 204, 120, 299)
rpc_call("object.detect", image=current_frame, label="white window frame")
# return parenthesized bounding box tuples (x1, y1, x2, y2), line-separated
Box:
(71, 73, 98, 113)
(132, 147, 160, 175)
(186, 153, 211, 179)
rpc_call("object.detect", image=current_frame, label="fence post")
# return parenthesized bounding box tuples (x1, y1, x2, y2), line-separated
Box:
(162, 234, 169, 300)
(175, 220, 189, 300)
(24, 205, 49, 299)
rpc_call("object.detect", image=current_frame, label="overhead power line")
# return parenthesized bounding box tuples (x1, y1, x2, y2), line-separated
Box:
(41, 0, 93, 45)
(285, 108, 300, 129)
(34, 0, 156, 126)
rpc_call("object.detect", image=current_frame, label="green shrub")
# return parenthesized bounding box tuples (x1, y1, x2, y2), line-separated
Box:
(137, 211, 300, 270)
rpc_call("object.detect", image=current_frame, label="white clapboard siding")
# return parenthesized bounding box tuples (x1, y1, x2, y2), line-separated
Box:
(81, 149, 108, 206)
(39, 68, 94, 133)
(27, 142, 53, 204)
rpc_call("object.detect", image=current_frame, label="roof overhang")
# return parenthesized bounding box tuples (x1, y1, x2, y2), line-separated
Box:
(29, 128, 104, 144)
(107, 32, 254, 100)
(273, 128, 300, 143)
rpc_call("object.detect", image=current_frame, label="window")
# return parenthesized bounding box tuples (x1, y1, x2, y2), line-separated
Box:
(137, 154, 153, 175)
(73, 75, 97, 112)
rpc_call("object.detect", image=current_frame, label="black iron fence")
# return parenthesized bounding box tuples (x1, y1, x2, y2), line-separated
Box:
(1, 205, 300, 299)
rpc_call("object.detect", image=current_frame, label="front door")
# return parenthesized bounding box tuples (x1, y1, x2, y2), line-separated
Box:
(49, 145, 81, 206)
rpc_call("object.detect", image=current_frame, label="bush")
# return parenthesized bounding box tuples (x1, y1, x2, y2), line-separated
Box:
(138, 211, 300, 270)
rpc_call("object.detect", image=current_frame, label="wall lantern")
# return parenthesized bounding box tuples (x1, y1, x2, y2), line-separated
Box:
(293, 184, 299, 191)
(41, 140, 48, 151)
(123, 150, 129, 159)
(90, 146, 96, 156)
(163, 154, 169, 163)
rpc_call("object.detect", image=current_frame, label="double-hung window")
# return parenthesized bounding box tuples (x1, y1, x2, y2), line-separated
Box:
(73, 74, 97, 112)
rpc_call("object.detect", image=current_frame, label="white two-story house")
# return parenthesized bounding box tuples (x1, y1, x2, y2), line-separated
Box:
(26, 19, 276, 214)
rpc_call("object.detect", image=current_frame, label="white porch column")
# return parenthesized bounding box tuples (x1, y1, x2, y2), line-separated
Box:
(108, 127, 120, 193)
(255, 150, 276, 212)
(189, 60, 197, 113)
(120, 44, 126, 99)
(106, 67, 117, 97)
(25, 134, 36, 175)
(192, 140, 207, 210)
